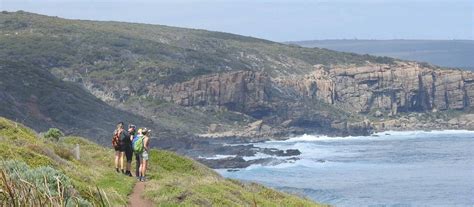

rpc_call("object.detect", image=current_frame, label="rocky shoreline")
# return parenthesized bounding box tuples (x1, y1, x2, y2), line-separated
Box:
(372, 113, 474, 132)
(153, 134, 305, 169)
(154, 112, 474, 170)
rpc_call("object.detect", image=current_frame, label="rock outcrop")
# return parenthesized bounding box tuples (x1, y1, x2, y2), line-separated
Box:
(148, 62, 473, 117)
(278, 62, 474, 115)
(147, 71, 273, 116)
(140, 62, 474, 136)
(371, 113, 474, 131)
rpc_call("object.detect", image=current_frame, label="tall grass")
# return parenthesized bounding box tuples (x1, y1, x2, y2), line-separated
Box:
(0, 161, 109, 207)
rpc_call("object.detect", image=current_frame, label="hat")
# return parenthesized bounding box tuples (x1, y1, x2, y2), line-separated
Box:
(142, 128, 151, 134)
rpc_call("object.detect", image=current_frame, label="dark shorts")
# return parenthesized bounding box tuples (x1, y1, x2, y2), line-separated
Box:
(119, 144, 127, 152)
(123, 146, 133, 162)
(114, 145, 121, 151)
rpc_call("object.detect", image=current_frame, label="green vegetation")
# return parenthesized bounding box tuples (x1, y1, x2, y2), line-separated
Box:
(44, 128, 63, 141)
(0, 59, 153, 144)
(142, 150, 326, 206)
(0, 117, 327, 206)
(0, 117, 133, 206)
(0, 11, 394, 85)
(1, 161, 95, 206)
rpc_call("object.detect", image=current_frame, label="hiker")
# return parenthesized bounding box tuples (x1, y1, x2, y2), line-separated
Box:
(123, 124, 136, 177)
(132, 128, 143, 178)
(138, 128, 150, 182)
(124, 124, 137, 177)
(112, 122, 126, 173)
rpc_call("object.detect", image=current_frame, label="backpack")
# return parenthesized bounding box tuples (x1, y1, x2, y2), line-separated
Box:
(112, 130, 121, 148)
(133, 135, 144, 153)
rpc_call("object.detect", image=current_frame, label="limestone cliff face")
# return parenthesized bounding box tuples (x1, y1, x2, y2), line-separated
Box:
(278, 62, 474, 115)
(76, 62, 473, 136)
(146, 71, 273, 114)
(142, 62, 473, 126)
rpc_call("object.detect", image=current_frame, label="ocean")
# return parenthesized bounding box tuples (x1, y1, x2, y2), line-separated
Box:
(216, 131, 474, 207)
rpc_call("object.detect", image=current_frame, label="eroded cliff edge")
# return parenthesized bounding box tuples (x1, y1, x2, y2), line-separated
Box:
(280, 62, 473, 114)
(122, 61, 474, 138)
(277, 61, 474, 132)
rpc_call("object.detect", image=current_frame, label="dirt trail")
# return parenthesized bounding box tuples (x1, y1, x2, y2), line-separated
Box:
(128, 182, 154, 207)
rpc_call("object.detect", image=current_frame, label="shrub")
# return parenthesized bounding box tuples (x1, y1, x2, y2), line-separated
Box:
(2, 160, 73, 197)
(0, 160, 91, 206)
(0, 160, 110, 207)
(44, 128, 64, 142)
(1, 143, 53, 167)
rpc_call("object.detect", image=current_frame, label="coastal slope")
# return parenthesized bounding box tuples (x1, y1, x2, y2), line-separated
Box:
(0, 60, 153, 145)
(0, 117, 325, 206)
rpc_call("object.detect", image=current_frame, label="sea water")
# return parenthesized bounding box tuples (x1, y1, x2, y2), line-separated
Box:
(216, 131, 474, 207)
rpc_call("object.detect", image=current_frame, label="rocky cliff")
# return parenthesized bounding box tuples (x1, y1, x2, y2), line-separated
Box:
(142, 69, 370, 136)
(142, 61, 473, 118)
(140, 61, 474, 135)
(278, 62, 474, 116)
(147, 71, 272, 116)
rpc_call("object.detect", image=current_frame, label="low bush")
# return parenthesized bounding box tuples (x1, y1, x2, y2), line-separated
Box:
(0, 160, 92, 207)
(44, 128, 64, 142)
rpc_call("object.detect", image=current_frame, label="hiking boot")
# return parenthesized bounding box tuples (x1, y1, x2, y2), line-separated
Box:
(141, 176, 147, 182)
(115, 168, 120, 173)
(126, 171, 132, 177)
(121, 169, 125, 174)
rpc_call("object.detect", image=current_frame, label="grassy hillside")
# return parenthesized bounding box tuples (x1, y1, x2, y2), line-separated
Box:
(289, 39, 474, 71)
(0, 11, 393, 83)
(0, 60, 153, 144)
(0, 117, 327, 206)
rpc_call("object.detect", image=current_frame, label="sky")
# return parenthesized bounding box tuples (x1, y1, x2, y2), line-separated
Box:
(1, 0, 473, 42)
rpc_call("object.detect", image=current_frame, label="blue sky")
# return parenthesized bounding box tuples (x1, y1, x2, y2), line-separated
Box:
(1, 0, 473, 41)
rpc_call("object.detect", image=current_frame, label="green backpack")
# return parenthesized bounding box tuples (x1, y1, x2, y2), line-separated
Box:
(133, 135, 144, 153)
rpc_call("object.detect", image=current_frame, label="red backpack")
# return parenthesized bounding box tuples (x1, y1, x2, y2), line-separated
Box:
(112, 130, 121, 148)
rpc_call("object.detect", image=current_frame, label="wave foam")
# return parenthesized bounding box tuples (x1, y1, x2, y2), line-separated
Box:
(198, 154, 237, 160)
(267, 130, 474, 144)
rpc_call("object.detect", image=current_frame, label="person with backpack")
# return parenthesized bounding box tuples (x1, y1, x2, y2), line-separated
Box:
(123, 124, 136, 177)
(134, 128, 150, 182)
(112, 122, 126, 173)
(132, 128, 142, 178)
